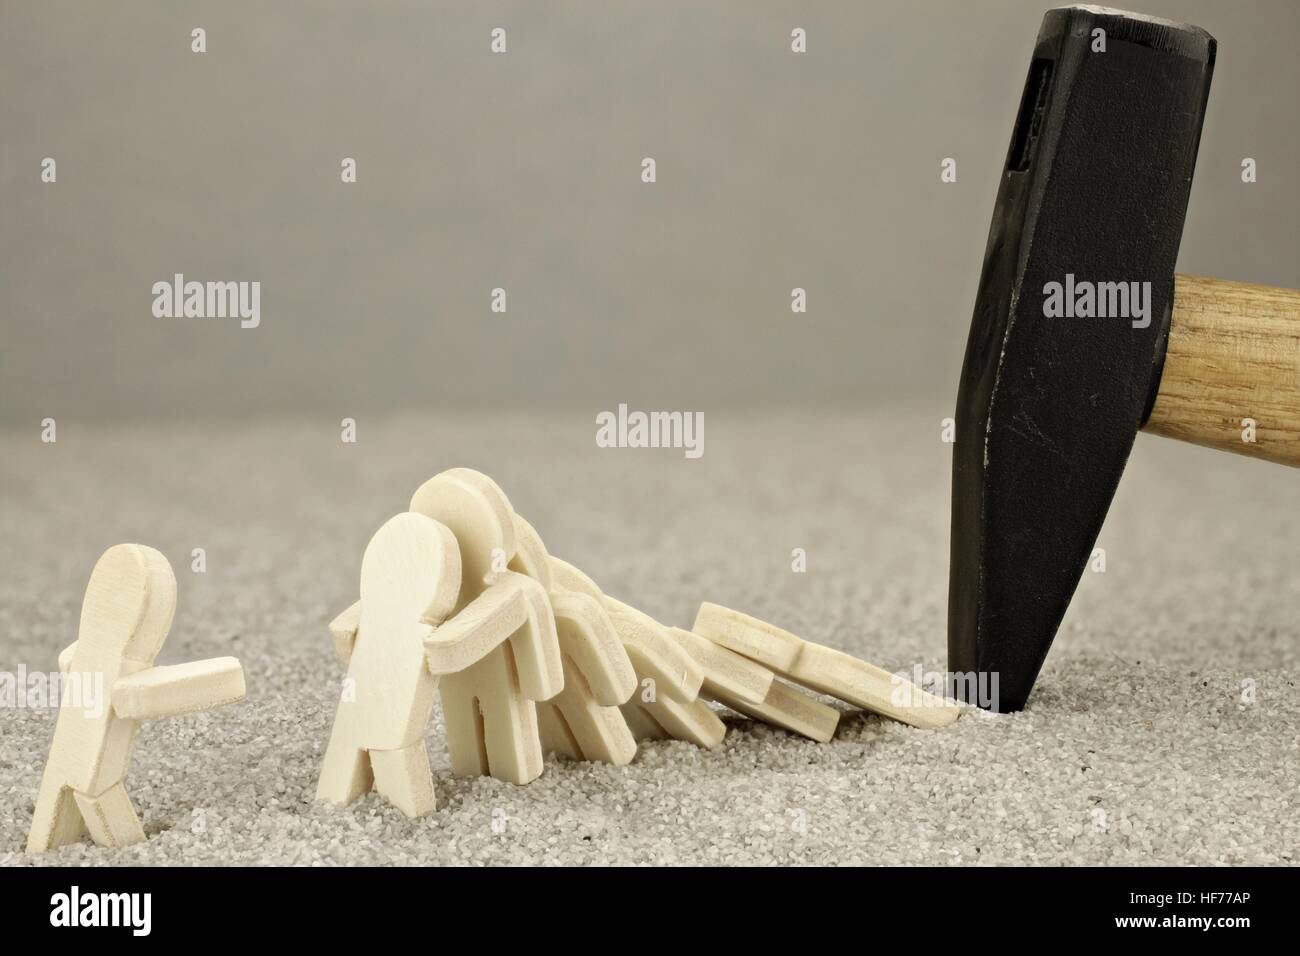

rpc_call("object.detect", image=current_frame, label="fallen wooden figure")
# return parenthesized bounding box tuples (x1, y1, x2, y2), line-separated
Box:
(317, 467, 960, 819)
(692, 603, 959, 730)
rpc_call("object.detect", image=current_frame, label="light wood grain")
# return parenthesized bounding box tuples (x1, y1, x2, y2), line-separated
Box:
(537, 590, 638, 766)
(692, 603, 959, 730)
(717, 676, 841, 744)
(423, 573, 541, 677)
(548, 555, 722, 749)
(369, 742, 436, 818)
(328, 601, 361, 667)
(510, 515, 638, 766)
(316, 511, 462, 813)
(551, 591, 637, 705)
(672, 626, 840, 742)
(28, 544, 246, 853)
(112, 657, 245, 721)
(322, 472, 570, 798)
(509, 525, 637, 765)
(669, 627, 772, 704)
(409, 469, 562, 785)
(1144, 274, 1300, 467)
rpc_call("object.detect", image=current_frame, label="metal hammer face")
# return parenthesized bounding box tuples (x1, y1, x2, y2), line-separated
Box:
(948, 6, 1216, 712)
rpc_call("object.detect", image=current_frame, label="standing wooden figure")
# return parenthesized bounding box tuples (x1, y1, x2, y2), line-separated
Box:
(316, 511, 465, 817)
(27, 544, 245, 853)
(411, 469, 564, 785)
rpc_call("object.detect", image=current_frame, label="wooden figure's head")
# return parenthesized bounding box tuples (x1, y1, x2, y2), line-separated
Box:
(409, 468, 516, 613)
(359, 512, 462, 630)
(79, 544, 177, 665)
(549, 555, 603, 599)
(507, 514, 554, 593)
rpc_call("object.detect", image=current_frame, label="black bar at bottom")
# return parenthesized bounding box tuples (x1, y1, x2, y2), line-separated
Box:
(0, 865, 1275, 940)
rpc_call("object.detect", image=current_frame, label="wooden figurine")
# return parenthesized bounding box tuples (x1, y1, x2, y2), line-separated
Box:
(316, 511, 465, 817)
(670, 627, 841, 743)
(548, 557, 725, 749)
(411, 469, 563, 785)
(27, 544, 245, 853)
(509, 516, 638, 766)
(692, 603, 960, 729)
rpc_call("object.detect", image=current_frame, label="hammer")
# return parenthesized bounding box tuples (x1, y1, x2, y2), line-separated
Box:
(949, 5, 1300, 712)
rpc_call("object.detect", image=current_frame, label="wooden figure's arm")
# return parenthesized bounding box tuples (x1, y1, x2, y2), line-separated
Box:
(718, 675, 841, 743)
(328, 600, 362, 667)
(552, 591, 637, 706)
(546, 557, 722, 749)
(692, 602, 802, 672)
(112, 657, 246, 721)
(509, 572, 563, 701)
(603, 598, 704, 703)
(693, 603, 960, 730)
(549, 556, 603, 598)
(58, 642, 78, 674)
(550, 560, 705, 703)
(425, 572, 528, 675)
(670, 627, 772, 705)
(674, 624, 839, 742)
(426, 571, 563, 701)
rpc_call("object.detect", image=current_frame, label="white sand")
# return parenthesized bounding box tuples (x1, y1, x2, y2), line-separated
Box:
(2, 411, 1297, 865)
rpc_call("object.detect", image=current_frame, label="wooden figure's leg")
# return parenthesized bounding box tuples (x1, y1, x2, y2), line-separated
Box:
(369, 741, 436, 818)
(316, 704, 373, 807)
(631, 695, 726, 749)
(613, 611, 704, 703)
(693, 603, 960, 729)
(480, 645, 543, 784)
(74, 783, 145, 848)
(552, 667, 636, 766)
(442, 644, 543, 784)
(561, 697, 637, 765)
(620, 701, 668, 740)
(506, 574, 563, 702)
(27, 778, 86, 853)
(537, 702, 583, 761)
(440, 669, 489, 778)
(718, 678, 841, 743)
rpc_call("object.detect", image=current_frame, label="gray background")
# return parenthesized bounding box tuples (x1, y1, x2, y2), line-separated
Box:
(2, 0, 1298, 423)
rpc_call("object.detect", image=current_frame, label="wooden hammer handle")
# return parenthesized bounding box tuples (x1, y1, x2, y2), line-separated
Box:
(1143, 274, 1300, 467)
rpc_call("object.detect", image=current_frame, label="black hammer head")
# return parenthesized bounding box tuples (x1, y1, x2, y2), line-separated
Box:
(949, 6, 1215, 712)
